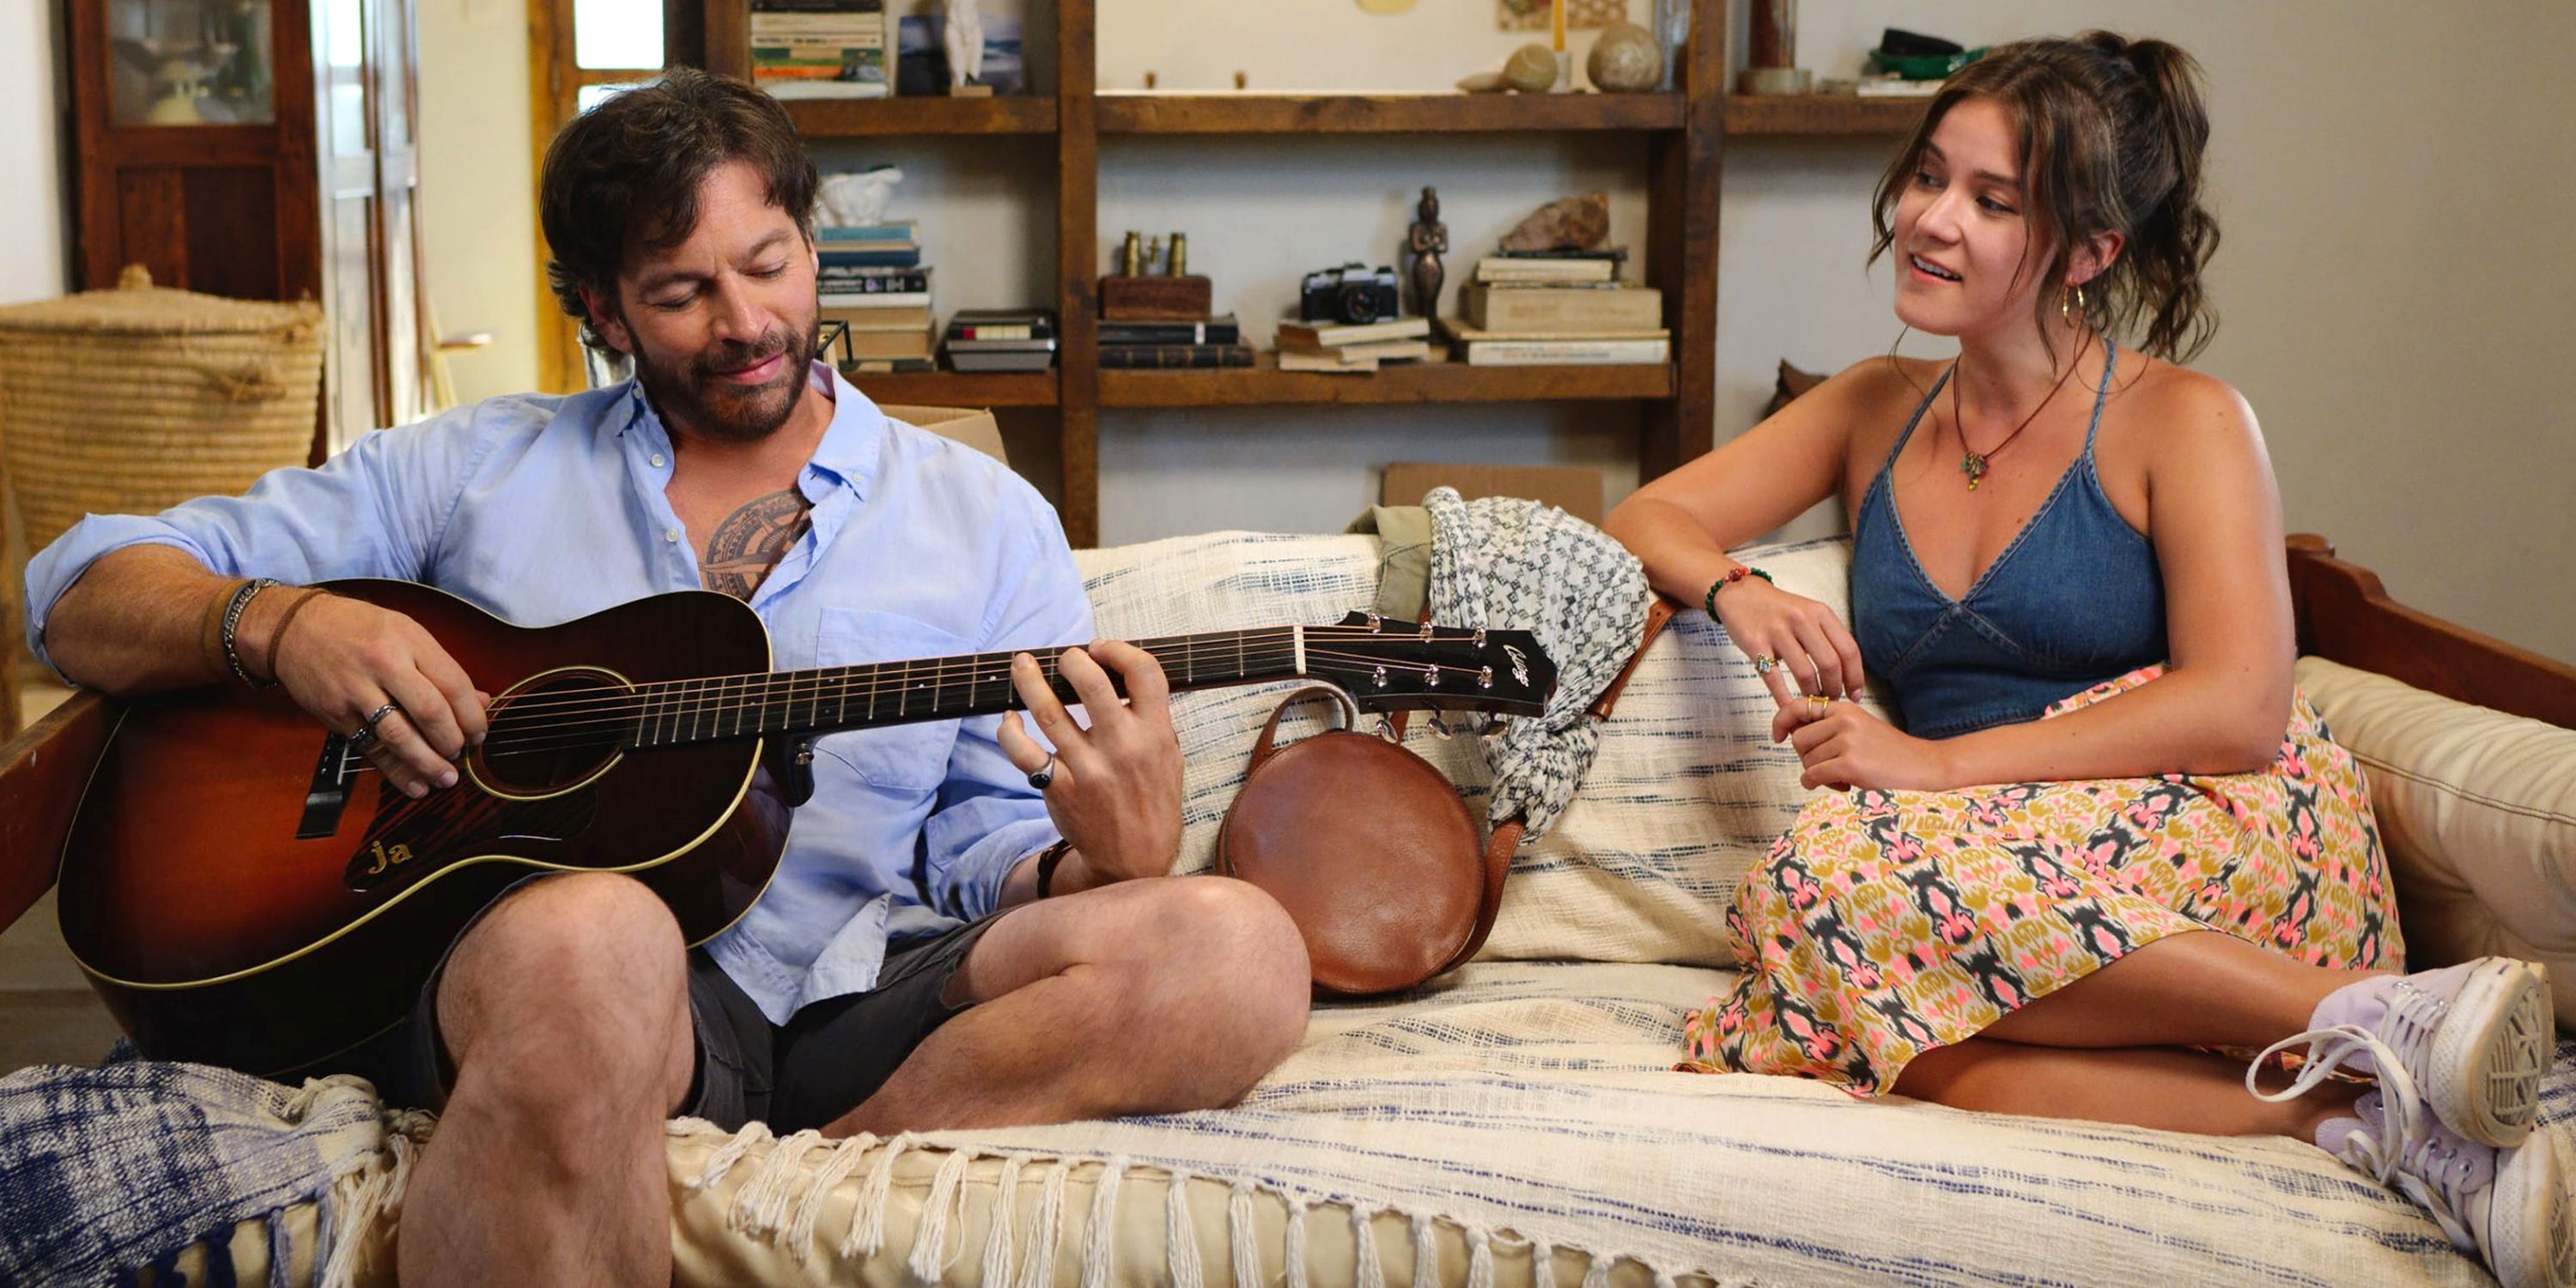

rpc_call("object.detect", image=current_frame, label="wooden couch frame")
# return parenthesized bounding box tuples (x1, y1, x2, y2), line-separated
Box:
(6, 535, 2573, 945)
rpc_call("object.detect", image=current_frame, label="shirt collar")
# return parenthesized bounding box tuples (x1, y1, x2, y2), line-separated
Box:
(613, 360, 884, 501)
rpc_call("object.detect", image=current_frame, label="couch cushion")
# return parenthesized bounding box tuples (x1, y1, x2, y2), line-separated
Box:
(1073, 531, 1874, 970)
(2297, 655, 2576, 1025)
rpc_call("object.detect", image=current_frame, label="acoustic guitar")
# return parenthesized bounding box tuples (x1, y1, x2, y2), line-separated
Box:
(52, 580, 1556, 1076)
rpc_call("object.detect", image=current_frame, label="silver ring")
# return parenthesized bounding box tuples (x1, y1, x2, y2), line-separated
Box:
(1752, 654, 1780, 676)
(1026, 755, 1057, 792)
(349, 702, 399, 751)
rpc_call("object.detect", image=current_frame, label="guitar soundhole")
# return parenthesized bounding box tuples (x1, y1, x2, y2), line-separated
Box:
(470, 668, 629, 798)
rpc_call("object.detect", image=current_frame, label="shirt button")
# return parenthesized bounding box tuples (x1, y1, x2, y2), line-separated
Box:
(665, 528, 681, 543)
(650, 453, 666, 467)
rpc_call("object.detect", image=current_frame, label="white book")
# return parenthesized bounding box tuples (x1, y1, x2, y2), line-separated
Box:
(819, 289, 930, 307)
(1461, 337, 1670, 367)
(761, 81, 893, 100)
(1473, 258, 1617, 284)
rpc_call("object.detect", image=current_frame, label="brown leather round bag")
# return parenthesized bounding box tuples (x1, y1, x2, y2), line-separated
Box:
(1216, 687, 1517, 996)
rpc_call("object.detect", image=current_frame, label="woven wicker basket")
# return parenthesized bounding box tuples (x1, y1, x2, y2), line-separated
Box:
(0, 266, 324, 558)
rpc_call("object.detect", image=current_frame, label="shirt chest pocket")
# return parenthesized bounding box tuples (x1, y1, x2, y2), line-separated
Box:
(812, 607, 974, 793)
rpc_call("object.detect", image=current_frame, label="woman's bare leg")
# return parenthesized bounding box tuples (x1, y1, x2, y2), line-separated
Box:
(1977, 928, 2379, 1051)
(1894, 1036, 2361, 1139)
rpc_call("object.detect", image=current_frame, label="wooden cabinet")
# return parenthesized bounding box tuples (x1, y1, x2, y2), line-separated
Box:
(65, 0, 439, 449)
(673, 0, 1927, 546)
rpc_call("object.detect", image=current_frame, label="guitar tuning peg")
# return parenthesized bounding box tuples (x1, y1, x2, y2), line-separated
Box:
(1479, 716, 1510, 738)
(1373, 715, 1399, 743)
(1426, 711, 1455, 739)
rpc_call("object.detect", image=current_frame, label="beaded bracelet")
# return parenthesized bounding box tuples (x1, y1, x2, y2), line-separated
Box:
(220, 578, 284, 690)
(1700, 565, 1775, 619)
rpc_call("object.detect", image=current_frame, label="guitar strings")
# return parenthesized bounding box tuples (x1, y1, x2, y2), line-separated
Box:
(466, 625, 1486, 720)
(348, 641, 1515, 767)
(448, 630, 1512, 732)
(465, 646, 1506, 757)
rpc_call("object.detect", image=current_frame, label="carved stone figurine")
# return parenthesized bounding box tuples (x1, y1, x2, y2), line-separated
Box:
(943, 0, 985, 89)
(1405, 186, 1448, 319)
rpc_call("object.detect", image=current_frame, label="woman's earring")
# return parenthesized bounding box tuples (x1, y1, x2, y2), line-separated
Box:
(2061, 283, 2087, 326)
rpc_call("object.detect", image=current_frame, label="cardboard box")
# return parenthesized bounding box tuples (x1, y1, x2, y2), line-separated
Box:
(1382, 462, 1603, 526)
(882, 404, 1007, 466)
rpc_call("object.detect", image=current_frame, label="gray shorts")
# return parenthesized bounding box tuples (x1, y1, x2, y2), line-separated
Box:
(340, 882, 1001, 1133)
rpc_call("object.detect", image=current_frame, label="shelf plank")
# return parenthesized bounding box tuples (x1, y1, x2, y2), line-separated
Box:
(1097, 352, 1671, 408)
(841, 367, 1060, 407)
(784, 96, 1058, 137)
(1097, 91, 1683, 135)
(1723, 94, 1928, 137)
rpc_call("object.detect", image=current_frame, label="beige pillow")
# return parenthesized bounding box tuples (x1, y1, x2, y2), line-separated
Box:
(2296, 656, 2576, 1027)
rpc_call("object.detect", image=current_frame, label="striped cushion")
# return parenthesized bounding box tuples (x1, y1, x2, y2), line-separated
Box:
(1074, 530, 1880, 969)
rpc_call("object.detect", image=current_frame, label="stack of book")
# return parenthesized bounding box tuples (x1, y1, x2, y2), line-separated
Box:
(1272, 316, 1435, 374)
(751, 0, 888, 100)
(943, 309, 1057, 373)
(1097, 314, 1251, 369)
(1440, 251, 1669, 368)
(819, 220, 931, 373)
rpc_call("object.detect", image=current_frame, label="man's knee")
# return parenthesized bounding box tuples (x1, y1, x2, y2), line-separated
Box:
(439, 872, 690, 1093)
(1127, 878, 1310, 1065)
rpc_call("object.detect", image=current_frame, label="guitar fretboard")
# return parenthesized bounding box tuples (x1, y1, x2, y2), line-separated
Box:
(622, 627, 1308, 748)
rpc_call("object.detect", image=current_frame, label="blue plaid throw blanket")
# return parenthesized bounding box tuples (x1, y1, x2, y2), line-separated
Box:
(0, 1048, 419, 1287)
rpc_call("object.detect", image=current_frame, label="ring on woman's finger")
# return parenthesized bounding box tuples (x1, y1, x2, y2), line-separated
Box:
(1806, 693, 1832, 717)
(1026, 754, 1057, 792)
(1751, 654, 1780, 676)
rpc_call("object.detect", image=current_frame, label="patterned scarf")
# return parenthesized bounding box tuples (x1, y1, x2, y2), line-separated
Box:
(1424, 487, 1650, 836)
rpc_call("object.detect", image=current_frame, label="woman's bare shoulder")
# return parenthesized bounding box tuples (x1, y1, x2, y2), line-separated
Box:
(2121, 356, 2260, 452)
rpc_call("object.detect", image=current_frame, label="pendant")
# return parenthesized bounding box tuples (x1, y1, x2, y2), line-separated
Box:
(1960, 453, 1988, 490)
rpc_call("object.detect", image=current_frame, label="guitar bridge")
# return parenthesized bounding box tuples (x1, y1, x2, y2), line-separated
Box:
(297, 732, 355, 839)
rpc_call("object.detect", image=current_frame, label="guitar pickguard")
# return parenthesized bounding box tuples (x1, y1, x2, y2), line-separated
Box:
(342, 781, 599, 894)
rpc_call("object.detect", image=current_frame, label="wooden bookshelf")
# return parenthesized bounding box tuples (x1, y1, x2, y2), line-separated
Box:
(841, 368, 1060, 407)
(678, 0, 1910, 545)
(1724, 94, 1928, 137)
(1098, 353, 1671, 408)
(786, 96, 1057, 137)
(1097, 91, 1684, 135)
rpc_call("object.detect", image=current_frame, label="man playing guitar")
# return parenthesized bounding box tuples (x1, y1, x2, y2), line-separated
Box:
(25, 69, 1311, 1286)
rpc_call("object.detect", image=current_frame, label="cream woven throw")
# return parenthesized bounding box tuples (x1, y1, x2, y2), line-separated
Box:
(1421, 488, 1649, 836)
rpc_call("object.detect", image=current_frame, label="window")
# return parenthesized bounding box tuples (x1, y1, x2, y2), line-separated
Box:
(528, 0, 665, 390)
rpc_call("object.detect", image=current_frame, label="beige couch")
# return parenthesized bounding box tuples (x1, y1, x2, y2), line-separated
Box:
(3, 528, 2571, 1287)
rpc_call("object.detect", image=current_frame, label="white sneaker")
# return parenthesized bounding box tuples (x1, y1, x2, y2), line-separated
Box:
(2265, 957, 2551, 1146)
(2311, 1088, 2572, 1288)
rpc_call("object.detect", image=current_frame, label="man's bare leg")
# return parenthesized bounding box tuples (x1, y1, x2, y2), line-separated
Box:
(826, 877, 1310, 1135)
(396, 873, 697, 1287)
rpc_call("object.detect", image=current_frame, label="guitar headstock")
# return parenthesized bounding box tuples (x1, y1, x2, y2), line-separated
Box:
(1299, 611, 1556, 717)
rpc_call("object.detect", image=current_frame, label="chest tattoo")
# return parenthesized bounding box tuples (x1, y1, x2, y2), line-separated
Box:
(700, 488, 814, 599)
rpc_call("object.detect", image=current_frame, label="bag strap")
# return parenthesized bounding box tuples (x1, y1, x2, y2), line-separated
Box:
(1588, 596, 1678, 721)
(1443, 817, 1522, 971)
(1246, 685, 1363, 772)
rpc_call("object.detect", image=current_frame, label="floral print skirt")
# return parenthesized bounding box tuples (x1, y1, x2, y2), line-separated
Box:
(1680, 666, 2402, 1095)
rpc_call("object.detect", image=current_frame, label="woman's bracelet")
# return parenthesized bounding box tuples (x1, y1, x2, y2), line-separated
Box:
(1701, 565, 1775, 618)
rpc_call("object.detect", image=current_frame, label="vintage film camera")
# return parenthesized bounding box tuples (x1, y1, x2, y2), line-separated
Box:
(1298, 263, 1403, 325)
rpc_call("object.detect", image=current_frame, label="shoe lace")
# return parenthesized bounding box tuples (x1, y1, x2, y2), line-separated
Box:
(2249, 1022, 2404, 1110)
(2254, 1027, 2485, 1255)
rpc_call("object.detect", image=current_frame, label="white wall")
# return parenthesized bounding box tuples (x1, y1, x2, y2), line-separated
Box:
(414, 0, 542, 401)
(1, 0, 69, 308)
(406, 0, 2576, 659)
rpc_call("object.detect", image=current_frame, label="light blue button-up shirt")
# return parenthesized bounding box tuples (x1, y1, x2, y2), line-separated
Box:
(24, 363, 1084, 1024)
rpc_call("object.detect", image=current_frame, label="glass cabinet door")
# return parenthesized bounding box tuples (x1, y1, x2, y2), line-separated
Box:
(106, 0, 277, 125)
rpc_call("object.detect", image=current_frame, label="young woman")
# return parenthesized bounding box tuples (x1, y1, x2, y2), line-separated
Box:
(1604, 33, 2567, 1288)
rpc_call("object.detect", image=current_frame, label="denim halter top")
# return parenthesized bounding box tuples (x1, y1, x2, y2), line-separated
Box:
(1849, 340, 2167, 739)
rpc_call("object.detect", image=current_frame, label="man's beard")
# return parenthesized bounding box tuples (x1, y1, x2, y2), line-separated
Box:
(626, 306, 819, 445)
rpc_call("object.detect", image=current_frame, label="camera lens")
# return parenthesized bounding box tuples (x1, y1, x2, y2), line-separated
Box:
(1334, 283, 1376, 325)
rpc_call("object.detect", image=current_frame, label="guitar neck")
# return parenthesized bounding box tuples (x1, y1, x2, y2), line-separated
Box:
(624, 627, 1314, 750)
